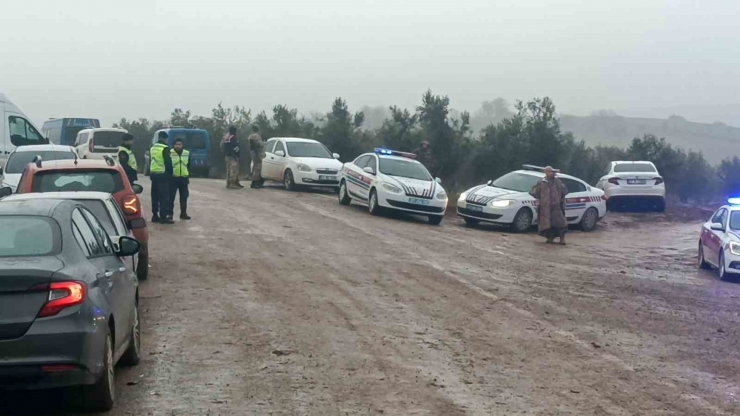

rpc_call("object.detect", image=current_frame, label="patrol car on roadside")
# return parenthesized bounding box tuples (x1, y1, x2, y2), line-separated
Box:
(338, 148, 448, 224)
(698, 199, 740, 280)
(457, 165, 607, 232)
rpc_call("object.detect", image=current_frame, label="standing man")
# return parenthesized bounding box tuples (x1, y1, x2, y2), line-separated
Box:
(248, 125, 265, 188)
(222, 126, 242, 189)
(118, 133, 138, 185)
(529, 166, 569, 245)
(170, 138, 191, 220)
(149, 131, 174, 224)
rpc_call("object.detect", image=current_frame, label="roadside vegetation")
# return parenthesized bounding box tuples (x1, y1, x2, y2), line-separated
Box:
(114, 92, 740, 203)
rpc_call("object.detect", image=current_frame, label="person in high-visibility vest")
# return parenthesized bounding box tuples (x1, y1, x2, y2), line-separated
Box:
(170, 138, 192, 220)
(118, 133, 138, 185)
(149, 131, 174, 224)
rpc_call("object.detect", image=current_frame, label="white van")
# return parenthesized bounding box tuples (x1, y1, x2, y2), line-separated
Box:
(74, 127, 127, 160)
(0, 93, 47, 168)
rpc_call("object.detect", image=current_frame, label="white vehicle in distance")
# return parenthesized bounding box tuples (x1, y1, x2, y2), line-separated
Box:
(262, 137, 343, 191)
(698, 198, 740, 281)
(0, 144, 77, 192)
(596, 161, 665, 212)
(0, 92, 48, 168)
(75, 128, 128, 161)
(457, 165, 606, 232)
(338, 148, 447, 225)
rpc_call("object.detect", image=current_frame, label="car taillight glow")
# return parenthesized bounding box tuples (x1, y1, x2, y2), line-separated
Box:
(37, 282, 85, 318)
(654, 177, 664, 185)
(608, 178, 621, 185)
(123, 195, 140, 215)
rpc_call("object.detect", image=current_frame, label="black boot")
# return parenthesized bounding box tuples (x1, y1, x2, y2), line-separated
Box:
(180, 213, 192, 220)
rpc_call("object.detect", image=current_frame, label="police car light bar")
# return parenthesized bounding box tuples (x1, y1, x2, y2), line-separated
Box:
(728, 197, 740, 206)
(522, 164, 560, 173)
(374, 148, 417, 159)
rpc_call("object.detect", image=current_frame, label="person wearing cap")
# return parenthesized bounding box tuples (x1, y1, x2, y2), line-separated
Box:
(222, 126, 242, 189)
(169, 138, 191, 220)
(118, 133, 138, 185)
(529, 166, 569, 245)
(149, 131, 174, 224)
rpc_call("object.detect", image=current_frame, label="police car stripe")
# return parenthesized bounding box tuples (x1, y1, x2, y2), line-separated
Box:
(346, 175, 370, 189)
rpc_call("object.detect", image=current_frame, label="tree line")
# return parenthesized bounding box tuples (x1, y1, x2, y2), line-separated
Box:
(114, 91, 740, 203)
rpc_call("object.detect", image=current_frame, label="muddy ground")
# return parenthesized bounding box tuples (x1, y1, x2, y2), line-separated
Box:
(4, 179, 740, 416)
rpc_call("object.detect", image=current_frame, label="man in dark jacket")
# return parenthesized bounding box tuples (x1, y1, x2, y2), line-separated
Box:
(149, 131, 174, 224)
(222, 125, 242, 189)
(118, 133, 138, 185)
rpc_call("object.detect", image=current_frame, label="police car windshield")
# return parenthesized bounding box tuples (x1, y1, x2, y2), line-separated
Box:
(379, 158, 431, 181)
(5, 151, 76, 173)
(492, 172, 541, 192)
(286, 142, 332, 158)
(730, 211, 740, 231)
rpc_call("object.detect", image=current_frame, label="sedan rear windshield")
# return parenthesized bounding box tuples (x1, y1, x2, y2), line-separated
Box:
(379, 158, 432, 181)
(492, 172, 541, 192)
(287, 142, 332, 158)
(614, 163, 656, 173)
(31, 170, 124, 194)
(92, 131, 125, 150)
(0, 216, 59, 257)
(5, 150, 77, 174)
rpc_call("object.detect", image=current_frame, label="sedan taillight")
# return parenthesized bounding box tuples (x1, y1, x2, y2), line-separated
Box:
(608, 178, 621, 185)
(38, 282, 86, 318)
(654, 177, 664, 185)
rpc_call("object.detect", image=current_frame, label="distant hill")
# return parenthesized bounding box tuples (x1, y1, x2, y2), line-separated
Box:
(559, 113, 740, 164)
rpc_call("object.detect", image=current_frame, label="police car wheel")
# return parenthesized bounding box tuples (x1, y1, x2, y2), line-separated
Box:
(368, 189, 381, 216)
(719, 253, 731, 281)
(511, 209, 532, 233)
(698, 242, 711, 270)
(338, 181, 352, 205)
(580, 207, 598, 232)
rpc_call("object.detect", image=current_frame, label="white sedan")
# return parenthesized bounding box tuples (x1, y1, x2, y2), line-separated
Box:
(596, 161, 666, 211)
(261, 137, 343, 191)
(698, 200, 740, 280)
(457, 166, 606, 232)
(0, 144, 77, 192)
(338, 148, 447, 225)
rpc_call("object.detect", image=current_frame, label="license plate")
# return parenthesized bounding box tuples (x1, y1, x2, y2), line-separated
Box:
(319, 175, 337, 181)
(467, 205, 483, 212)
(409, 198, 430, 206)
(627, 179, 646, 185)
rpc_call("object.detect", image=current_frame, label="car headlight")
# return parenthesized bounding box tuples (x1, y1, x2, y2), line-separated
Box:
(383, 183, 402, 193)
(459, 192, 468, 201)
(730, 242, 740, 256)
(297, 163, 312, 172)
(491, 199, 516, 208)
(436, 191, 447, 200)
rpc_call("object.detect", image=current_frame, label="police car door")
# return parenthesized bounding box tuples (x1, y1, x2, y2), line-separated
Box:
(359, 155, 378, 200)
(560, 178, 589, 223)
(345, 155, 370, 201)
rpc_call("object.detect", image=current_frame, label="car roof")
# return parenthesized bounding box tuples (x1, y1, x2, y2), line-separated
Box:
(271, 137, 319, 143)
(0, 198, 74, 217)
(33, 159, 119, 171)
(612, 161, 656, 165)
(11, 144, 76, 153)
(3, 192, 112, 203)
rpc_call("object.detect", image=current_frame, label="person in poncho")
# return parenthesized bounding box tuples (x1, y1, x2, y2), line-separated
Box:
(529, 166, 569, 245)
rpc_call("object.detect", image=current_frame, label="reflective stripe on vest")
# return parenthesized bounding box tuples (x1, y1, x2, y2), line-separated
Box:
(118, 146, 138, 171)
(171, 149, 190, 178)
(149, 143, 167, 174)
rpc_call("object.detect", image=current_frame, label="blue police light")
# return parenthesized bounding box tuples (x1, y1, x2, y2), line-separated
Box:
(728, 197, 740, 206)
(374, 148, 393, 155)
(373, 148, 418, 159)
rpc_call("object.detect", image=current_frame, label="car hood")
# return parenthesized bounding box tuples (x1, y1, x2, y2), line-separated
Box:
(292, 157, 343, 170)
(1, 173, 20, 190)
(464, 185, 527, 204)
(387, 176, 437, 198)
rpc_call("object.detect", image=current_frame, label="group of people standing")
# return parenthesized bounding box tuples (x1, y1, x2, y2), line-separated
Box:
(222, 125, 265, 190)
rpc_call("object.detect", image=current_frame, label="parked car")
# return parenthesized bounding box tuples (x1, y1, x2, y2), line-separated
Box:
(457, 165, 607, 232)
(0, 144, 77, 192)
(0, 92, 48, 168)
(262, 137, 343, 191)
(1, 192, 139, 274)
(0, 198, 141, 411)
(338, 148, 447, 225)
(74, 128, 127, 161)
(596, 161, 666, 211)
(144, 127, 211, 176)
(41, 118, 101, 147)
(0, 157, 150, 280)
(698, 198, 740, 280)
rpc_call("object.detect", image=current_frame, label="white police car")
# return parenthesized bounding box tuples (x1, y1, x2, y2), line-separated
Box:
(698, 198, 740, 280)
(457, 165, 607, 232)
(338, 148, 448, 224)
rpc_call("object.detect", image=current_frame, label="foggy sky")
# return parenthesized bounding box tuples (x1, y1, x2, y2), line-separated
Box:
(2, 0, 739, 127)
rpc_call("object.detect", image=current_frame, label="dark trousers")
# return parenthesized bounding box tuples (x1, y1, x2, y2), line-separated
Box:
(150, 174, 172, 218)
(170, 177, 190, 215)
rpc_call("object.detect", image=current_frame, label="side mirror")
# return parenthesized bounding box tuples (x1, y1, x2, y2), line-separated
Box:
(275, 150, 285, 157)
(116, 236, 140, 257)
(333, 153, 340, 159)
(435, 177, 442, 184)
(0, 187, 11, 198)
(132, 184, 143, 194)
(363, 166, 375, 175)
(710, 222, 725, 232)
(486, 180, 493, 186)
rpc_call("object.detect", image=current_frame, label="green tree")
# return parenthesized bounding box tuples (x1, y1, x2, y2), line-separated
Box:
(320, 98, 364, 161)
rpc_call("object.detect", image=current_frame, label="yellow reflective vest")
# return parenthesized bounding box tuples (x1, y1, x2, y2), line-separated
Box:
(171, 149, 190, 178)
(149, 143, 167, 174)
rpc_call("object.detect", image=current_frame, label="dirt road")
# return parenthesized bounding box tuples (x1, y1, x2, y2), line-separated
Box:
(7, 179, 740, 415)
